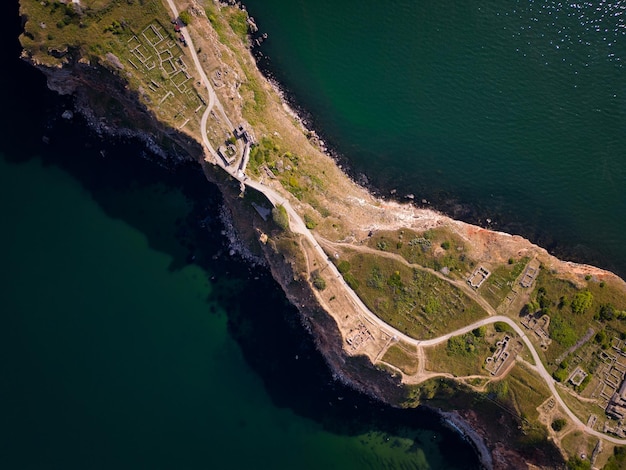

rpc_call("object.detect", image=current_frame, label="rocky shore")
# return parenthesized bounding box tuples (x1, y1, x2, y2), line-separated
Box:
(19, 1, 626, 467)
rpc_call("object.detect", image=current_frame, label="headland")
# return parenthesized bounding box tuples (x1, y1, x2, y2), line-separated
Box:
(18, 1, 626, 468)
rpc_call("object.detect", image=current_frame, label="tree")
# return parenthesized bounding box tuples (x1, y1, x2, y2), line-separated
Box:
(472, 326, 486, 338)
(551, 418, 567, 432)
(571, 290, 593, 315)
(599, 303, 616, 322)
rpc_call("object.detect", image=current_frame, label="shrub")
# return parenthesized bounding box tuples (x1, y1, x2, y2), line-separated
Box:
(566, 456, 591, 470)
(551, 418, 567, 432)
(447, 335, 473, 357)
(599, 304, 616, 322)
(549, 315, 577, 347)
(441, 241, 451, 250)
(571, 290, 593, 315)
(304, 214, 316, 229)
(472, 326, 486, 338)
(494, 322, 510, 333)
(271, 204, 289, 231)
(312, 275, 326, 290)
(553, 367, 568, 383)
(179, 11, 192, 26)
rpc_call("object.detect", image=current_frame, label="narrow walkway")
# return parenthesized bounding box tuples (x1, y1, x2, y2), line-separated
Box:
(163, 0, 626, 446)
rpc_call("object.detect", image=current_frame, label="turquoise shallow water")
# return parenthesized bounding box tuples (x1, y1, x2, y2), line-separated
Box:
(246, 0, 626, 275)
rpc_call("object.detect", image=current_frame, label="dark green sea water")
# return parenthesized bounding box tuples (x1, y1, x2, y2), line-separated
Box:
(1, 2, 479, 468)
(246, 0, 626, 275)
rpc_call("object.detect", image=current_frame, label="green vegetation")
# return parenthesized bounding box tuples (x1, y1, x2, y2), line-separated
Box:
(603, 446, 626, 470)
(424, 331, 490, 377)
(304, 214, 317, 229)
(381, 344, 419, 375)
(312, 273, 326, 290)
(226, 9, 249, 42)
(550, 315, 578, 349)
(494, 321, 512, 333)
(567, 456, 591, 470)
(571, 290, 594, 315)
(447, 333, 481, 357)
(551, 418, 567, 432)
(366, 228, 473, 278)
(271, 204, 289, 231)
(178, 10, 191, 26)
(335, 259, 360, 289)
(552, 361, 569, 382)
(333, 249, 486, 339)
(481, 257, 529, 308)
(529, 268, 626, 364)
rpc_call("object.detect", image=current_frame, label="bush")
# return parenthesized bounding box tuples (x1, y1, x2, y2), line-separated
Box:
(312, 275, 326, 290)
(599, 304, 616, 322)
(551, 418, 567, 432)
(553, 367, 568, 383)
(271, 204, 289, 231)
(494, 322, 510, 333)
(571, 290, 593, 314)
(549, 315, 577, 347)
(179, 11, 192, 26)
(472, 326, 486, 338)
(441, 241, 451, 250)
(304, 214, 316, 229)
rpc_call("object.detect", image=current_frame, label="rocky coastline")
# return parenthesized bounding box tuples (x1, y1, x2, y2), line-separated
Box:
(21, 2, 626, 467)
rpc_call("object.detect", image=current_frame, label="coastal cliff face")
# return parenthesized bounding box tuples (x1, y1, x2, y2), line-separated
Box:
(21, 46, 202, 163)
(20, 2, 626, 469)
(18, 20, 559, 470)
(21, 35, 408, 404)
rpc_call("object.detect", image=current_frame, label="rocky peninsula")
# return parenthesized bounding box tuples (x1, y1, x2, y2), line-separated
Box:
(18, 1, 626, 468)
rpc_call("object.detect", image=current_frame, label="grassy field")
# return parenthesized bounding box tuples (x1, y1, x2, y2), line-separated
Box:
(480, 257, 529, 309)
(557, 386, 606, 424)
(380, 343, 419, 375)
(425, 329, 491, 377)
(366, 228, 474, 279)
(334, 248, 488, 339)
(505, 363, 551, 422)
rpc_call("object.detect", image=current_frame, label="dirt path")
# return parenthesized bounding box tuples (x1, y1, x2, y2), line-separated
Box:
(163, 0, 626, 446)
(319, 238, 499, 318)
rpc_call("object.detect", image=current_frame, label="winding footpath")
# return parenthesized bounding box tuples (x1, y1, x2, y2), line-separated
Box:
(163, 0, 626, 446)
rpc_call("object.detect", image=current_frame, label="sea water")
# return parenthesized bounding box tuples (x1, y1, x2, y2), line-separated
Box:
(245, 0, 626, 276)
(0, 2, 478, 468)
